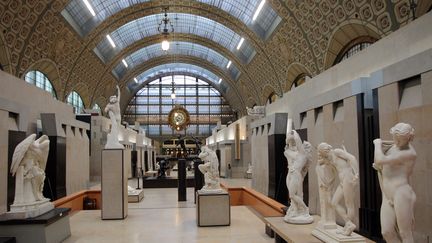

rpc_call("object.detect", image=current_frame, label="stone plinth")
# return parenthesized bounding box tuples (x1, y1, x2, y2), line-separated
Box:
(128, 189, 144, 203)
(0, 208, 71, 243)
(196, 190, 230, 226)
(101, 149, 128, 220)
(312, 225, 367, 243)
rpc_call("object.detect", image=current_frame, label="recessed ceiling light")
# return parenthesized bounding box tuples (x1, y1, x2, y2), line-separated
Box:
(83, 0, 96, 17)
(218, 78, 222, 83)
(106, 34, 116, 48)
(122, 59, 128, 68)
(237, 38, 245, 50)
(253, 0, 266, 21)
(226, 61, 232, 69)
(134, 78, 138, 83)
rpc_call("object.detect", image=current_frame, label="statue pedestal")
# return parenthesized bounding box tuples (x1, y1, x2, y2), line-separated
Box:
(101, 149, 128, 220)
(8, 199, 54, 219)
(128, 189, 144, 203)
(284, 213, 314, 224)
(312, 225, 367, 243)
(196, 190, 230, 226)
(0, 208, 71, 243)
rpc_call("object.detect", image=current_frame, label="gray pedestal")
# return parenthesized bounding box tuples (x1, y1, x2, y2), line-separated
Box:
(0, 208, 71, 243)
(102, 149, 128, 220)
(128, 189, 144, 203)
(196, 191, 230, 226)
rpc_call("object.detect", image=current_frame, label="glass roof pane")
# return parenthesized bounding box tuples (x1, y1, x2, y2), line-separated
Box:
(127, 63, 229, 94)
(112, 41, 240, 81)
(93, 13, 255, 64)
(61, 0, 151, 37)
(62, 0, 280, 40)
(136, 63, 220, 85)
(196, 0, 281, 40)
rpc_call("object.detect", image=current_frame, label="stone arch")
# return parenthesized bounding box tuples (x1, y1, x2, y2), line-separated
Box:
(261, 84, 277, 105)
(246, 97, 257, 109)
(323, 22, 381, 70)
(115, 55, 246, 107)
(284, 62, 312, 92)
(416, 0, 432, 17)
(21, 58, 63, 99)
(0, 32, 11, 74)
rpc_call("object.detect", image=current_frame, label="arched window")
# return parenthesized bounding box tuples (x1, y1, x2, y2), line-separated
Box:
(124, 74, 235, 139)
(67, 91, 84, 114)
(266, 92, 278, 105)
(24, 70, 57, 98)
(290, 74, 309, 90)
(334, 37, 376, 65)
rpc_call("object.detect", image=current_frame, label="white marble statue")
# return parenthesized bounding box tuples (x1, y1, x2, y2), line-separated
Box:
(246, 106, 265, 118)
(198, 146, 223, 193)
(318, 143, 359, 236)
(373, 123, 416, 243)
(246, 163, 253, 174)
(316, 148, 337, 227)
(312, 143, 365, 243)
(104, 85, 124, 149)
(283, 130, 313, 224)
(9, 134, 54, 218)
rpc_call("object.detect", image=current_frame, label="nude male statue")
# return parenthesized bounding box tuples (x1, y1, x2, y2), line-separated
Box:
(373, 123, 416, 243)
(317, 143, 359, 236)
(283, 130, 313, 223)
(104, 85, 124, 149)
(104, 85, 121, 125)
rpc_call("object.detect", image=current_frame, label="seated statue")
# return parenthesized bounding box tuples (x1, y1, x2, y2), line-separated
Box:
(373, 123, 416, 243)
(283, 130, 313, 224)
(104, 85, 124, 149)
(317, 143, 359, 236)
(10, 134, 53, 217)
(198, 146, 223, 193)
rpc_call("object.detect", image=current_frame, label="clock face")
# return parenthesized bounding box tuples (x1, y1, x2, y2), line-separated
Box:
(168, 105, 190, 131)
(174, 112, 185, 124)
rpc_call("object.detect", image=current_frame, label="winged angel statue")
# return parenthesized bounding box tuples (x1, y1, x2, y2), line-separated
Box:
(10, 134, 50, 205)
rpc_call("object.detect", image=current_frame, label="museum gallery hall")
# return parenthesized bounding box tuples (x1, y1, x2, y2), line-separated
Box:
(0, 0, 432, 243)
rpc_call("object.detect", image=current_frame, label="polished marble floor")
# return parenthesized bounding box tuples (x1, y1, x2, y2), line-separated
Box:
(65, 178, 271, 243)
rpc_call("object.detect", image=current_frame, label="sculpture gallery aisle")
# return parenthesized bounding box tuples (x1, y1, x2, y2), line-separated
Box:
(64, 188, 272, 243)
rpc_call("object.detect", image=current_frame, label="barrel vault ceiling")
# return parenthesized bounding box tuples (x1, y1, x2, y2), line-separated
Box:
(0, 0, 431, 115)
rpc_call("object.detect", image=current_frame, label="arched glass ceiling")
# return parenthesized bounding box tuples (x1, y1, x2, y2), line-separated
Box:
(62, 0, 281, 40)
(112, 41, 240, 81)
(93, 13, 255, 64)
(127, 63, 229, 94)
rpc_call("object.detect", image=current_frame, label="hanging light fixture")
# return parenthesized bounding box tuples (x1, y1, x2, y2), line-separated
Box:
(158, 7, 174, 51)
(170, 75, 176, 99)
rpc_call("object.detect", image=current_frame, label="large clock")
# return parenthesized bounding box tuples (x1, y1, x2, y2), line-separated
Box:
(168, 105, 190, 131)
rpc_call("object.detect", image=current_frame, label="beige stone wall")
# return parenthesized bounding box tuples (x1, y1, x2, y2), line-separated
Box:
(0, 110, 19, 214)
(251, 125, 269, 196)
(304, 96, 360, 228)
(377, 71, 432, 241)
(0, 70, 90, 214)
(66, 125, 90, 195)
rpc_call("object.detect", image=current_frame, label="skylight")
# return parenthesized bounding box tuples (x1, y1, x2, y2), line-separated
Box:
(111, 41, 241, 81)
(62, 0, 281, 40)
(93, 13, 256, 65)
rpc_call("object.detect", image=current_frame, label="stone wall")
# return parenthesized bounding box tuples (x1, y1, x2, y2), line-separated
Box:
(0, 70, 90, 214)
(258, 11, 432, 241)
(377, 72, 432, 241)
